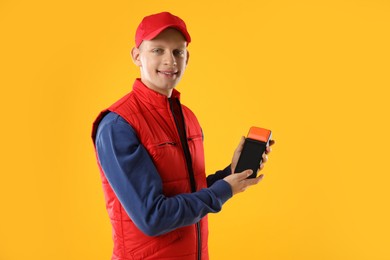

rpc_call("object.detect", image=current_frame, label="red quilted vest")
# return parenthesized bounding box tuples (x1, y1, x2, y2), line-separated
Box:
(92, 79, 209, 260)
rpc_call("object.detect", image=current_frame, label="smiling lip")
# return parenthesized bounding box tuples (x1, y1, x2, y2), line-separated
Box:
(157, 70, 179, 76)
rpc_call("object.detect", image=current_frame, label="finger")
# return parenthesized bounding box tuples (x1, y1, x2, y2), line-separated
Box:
(235, 169, 253, 180)
(253, 174, 264, 184)
(262, 153, 268, 163)
(245, 174, 264, 186)
(259, 163, 265, 171)
(265, 140, 275, 154)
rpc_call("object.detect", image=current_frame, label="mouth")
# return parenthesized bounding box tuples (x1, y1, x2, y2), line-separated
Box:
(157, 70, 179, 77)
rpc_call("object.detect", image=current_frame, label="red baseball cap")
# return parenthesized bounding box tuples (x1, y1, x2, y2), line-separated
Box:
(135, 12, 191, 48)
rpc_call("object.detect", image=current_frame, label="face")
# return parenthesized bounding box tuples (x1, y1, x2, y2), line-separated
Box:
(131, 28, 189, 97)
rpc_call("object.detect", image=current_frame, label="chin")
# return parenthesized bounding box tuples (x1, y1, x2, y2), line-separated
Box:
(161, 82, 178, 90)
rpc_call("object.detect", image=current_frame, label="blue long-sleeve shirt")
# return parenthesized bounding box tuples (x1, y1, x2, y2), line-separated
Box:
(95, 112, 233, 236)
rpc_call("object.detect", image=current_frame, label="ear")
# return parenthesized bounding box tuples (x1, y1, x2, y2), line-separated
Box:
(186, 50, 190, 66)
(131, 47, 142, 67)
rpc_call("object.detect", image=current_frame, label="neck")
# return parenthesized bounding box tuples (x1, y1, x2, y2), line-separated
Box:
(140, 80, 173, 97)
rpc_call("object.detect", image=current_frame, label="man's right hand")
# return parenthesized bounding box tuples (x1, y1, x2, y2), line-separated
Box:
(223, 170, 264, 196)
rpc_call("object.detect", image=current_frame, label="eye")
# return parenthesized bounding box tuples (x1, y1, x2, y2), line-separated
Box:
(152, 48, 163, 55)
(173, 50, 185, 57)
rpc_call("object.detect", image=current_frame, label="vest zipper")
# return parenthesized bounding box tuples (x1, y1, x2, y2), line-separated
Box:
(168, 98, 201, 260)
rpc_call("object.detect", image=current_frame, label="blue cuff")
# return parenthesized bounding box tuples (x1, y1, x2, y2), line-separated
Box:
(209, 179, 233, 205)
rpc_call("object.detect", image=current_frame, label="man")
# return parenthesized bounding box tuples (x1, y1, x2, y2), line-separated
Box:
(92, 12, 274, 260)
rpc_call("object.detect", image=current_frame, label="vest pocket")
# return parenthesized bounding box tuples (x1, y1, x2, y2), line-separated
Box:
(130, 230, 182, 259)
(157, 141, 177, 147)
(187, 134, 203, 142)
(149, 140, 188, 185)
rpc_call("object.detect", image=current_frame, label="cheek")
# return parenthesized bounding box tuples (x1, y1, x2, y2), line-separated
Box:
(139, 59, 151, 72)
(179, 62, 187, 72)
(142, 58, 160, 70)
(139, 57, 147, 67)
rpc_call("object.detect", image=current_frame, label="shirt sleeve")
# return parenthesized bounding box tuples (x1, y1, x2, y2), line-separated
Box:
(95, 112, 232, 237)
(206, 166, 232, 187)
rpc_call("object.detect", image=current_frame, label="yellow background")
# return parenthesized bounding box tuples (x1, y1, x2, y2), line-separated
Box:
(1, 0, 389, 259)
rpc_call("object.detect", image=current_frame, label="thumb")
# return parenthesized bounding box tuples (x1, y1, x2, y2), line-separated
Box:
(235, 136, 245, 153)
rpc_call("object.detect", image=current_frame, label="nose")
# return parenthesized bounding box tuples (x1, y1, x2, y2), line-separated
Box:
(163, 52, 177, 66)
